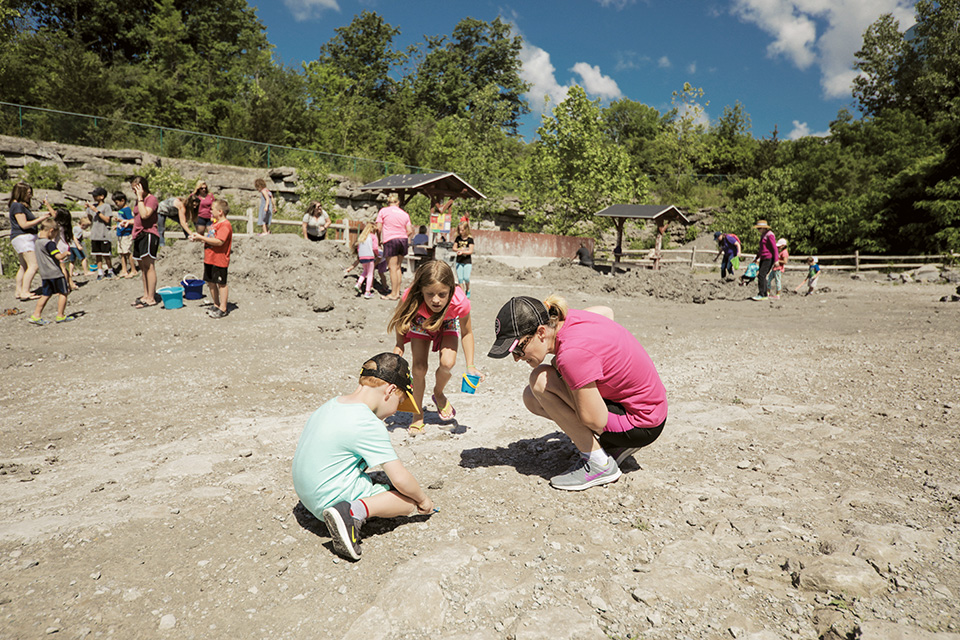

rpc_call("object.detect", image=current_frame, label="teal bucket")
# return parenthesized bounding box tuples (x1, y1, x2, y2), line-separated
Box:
(461, 373, 480, 394)
(157, 286, 184, 310)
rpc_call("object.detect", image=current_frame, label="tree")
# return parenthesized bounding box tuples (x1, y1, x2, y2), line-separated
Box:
(660, 83, 708, 189)
(521, 86, 647, 234)
(413, 17, 529, 134)
(702, 101, 757, 177)
(601, 99, 669, 175)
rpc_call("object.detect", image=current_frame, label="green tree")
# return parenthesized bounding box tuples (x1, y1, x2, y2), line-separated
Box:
(660, 83, 708, 189)
(702, 101, 757, 177)
(413, 17, 529, 133)
(601, 98, 669, 175)
(521, 86, 648, 234)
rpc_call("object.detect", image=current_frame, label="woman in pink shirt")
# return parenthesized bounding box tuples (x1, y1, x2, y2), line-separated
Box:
(375, 193, 413, 300)
(489, 296, 667, 491)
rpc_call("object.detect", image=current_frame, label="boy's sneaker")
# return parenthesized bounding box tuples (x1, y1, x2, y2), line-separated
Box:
(604, 447, 642, 467)
(322, 501, 362, 560)
(28, 315, 49, 326)
(550, 456, 621, 491)
(354, 283, 362, 294)
(55, 315, 74, 323)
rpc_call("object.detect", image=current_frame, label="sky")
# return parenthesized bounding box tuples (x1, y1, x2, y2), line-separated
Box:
(254, 0, 918, 142)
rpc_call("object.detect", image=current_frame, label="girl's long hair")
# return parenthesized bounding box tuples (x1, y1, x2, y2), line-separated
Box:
(387, 260, 456, 335)
(9, 181, 31, 207)
(54, 209, 74, 243)
(352, 221, 375, 253)
(458, 220, 472, 239)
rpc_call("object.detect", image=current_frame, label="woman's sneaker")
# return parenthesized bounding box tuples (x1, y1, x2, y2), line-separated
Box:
(604, 447, 642, 467)
(549, 456, 621, 491)
(322, 501, 362, 560)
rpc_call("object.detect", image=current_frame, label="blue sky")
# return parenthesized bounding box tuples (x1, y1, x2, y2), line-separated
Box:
(255, 0, 917, 142)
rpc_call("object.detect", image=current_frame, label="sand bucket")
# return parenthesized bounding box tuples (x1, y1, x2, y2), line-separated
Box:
(180, 274, 204, 300)
(461, 373, 480, 394)
(157, 286, 184, 310)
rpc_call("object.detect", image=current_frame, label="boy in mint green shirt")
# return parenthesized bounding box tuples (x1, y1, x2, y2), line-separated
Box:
(292, 352, 434, 561)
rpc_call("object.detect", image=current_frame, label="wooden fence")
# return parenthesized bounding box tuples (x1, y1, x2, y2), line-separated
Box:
(594, 248, 960, 272)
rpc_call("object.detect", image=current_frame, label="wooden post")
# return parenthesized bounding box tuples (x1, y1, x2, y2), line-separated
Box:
(246, 207, 254, 235)
(613, 218, 625, 276)
(855, 250, 860, 272)
(690, 247, 696, 269)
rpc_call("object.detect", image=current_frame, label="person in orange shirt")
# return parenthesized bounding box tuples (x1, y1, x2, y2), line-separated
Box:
(189, 199, 233, 319)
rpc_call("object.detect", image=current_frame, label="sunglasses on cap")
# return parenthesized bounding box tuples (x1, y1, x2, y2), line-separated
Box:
(509, 334, 533, 361)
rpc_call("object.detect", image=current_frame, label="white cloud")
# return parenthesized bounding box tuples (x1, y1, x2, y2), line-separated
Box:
(615, 51, 651, 71)
(787, 120, 830, 139)
(519, 41, 622, 112)
(571, 62, 623, 100)
(519, 43, 571, 112)
(284, 0, 339, 22)
(677, 102, 711, 129)
(731, 0, 916, 98)
(595, 0, 637, 8)
(658, 55, 672, 68)
(688, 61, 697, 74)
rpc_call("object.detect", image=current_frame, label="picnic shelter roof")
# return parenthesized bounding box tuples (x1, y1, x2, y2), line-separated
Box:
(594, 204, 689, 224)
(358, 172, 485, 200)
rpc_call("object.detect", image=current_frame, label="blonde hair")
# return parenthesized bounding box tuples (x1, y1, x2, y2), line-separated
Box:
(387, 261, 456, 335)
(386, 193, 399, 206)
(542, 295, 568, 328)
(212, 198, 229, 216)
(39, 218, 58, 232)
(457, 220, 472, 238)
(352, 221, 375, 252)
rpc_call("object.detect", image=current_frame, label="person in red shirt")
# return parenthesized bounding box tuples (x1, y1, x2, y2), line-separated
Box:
(189, 199, 233, 318)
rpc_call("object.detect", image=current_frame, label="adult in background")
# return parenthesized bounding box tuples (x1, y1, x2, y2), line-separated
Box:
(156, 195, 191, 244)
(376, 193, 413, 301)
(255, 178, 275, 236)
(751, 220, 778, 301)
(194, 181, 214, 236)
(714, 230, 741, 281)
(302, 201, 331, 241)
(127, 175, 161, 308)
(8, 181, 52, 301)
(574, 240, 593, 268)
(488, 296, 668, 491)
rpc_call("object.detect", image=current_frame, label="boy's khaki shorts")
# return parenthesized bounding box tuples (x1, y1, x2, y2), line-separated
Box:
(118, 235, 133, 255)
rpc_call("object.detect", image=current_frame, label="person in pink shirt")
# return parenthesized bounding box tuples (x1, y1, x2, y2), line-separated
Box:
(125, 175, 161, 308)
(388, 261, 482, 434)
(751, 219, 779, 301)
(488, 296, 668, 491)
(375, 193, 413, 300)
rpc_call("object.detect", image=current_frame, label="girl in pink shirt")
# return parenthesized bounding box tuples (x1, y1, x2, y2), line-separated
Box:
(488, 295, 667, 491)
(388, 261, 482, 434)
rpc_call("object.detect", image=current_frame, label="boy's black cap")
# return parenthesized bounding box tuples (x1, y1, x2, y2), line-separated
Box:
(90, 187, 108, 198)
(360, 353, 419, 413)
(488, 296, 550, 359)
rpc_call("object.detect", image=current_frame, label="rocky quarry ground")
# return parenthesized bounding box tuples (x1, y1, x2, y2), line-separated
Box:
(1, 234, 959, 640)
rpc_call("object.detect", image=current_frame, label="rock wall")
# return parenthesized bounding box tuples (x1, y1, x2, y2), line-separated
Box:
(0, 134, 383, 221)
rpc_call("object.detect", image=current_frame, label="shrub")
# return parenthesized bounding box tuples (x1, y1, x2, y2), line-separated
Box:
(22, 162, 67, 190)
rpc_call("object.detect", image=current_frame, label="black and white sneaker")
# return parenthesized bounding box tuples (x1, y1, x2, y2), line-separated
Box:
(605, 447, 642, 467)
(322, 501, 362, 560)
(207, 308, 227, 319)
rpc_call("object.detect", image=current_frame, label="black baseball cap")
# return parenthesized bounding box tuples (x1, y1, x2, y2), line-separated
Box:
(360, 352, 419, 413)
(90, 187, 108, 198)
(488, 296, 550, 359)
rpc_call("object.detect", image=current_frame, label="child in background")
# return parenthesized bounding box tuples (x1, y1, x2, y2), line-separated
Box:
(28, 219, 72, 325)
(72, 216, 91, 276)
(113, 192, 136, 278)
(52, 207, 78, 291)
(412, 225, 429, 254)
(189, 198, 233, 318)
(82, 187, 115, 280)
(354, 222, 380, 299)
(453, 220, 474, 298)
(796, 257, 821, 295)
(388, 260, 482, 434)
(291, 352, 433, 561)
(769, 238, 789, 299)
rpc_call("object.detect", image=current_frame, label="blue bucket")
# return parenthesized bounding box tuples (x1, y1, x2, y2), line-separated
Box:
(157, 286, 184, 310)
(461, 373, 480, 394)
(180, 274, 204, 300)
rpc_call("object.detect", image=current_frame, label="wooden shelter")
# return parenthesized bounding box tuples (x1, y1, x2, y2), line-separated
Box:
(594, 204, 690, 271)
(358, 173, 485, 209)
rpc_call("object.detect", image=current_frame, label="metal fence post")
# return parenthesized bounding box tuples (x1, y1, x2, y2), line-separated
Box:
(18, 106, 22, 135)
(267, 145, 271, 169)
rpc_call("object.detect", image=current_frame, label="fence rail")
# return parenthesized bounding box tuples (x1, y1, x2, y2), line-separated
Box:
(594, 248, 960, 272)
(0, 101, 439, 181)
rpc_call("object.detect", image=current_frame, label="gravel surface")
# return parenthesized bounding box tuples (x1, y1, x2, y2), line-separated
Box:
(2, 234, 959, 640)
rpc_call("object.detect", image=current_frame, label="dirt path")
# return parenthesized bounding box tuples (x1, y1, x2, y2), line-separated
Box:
(2, 235, 959, 640)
